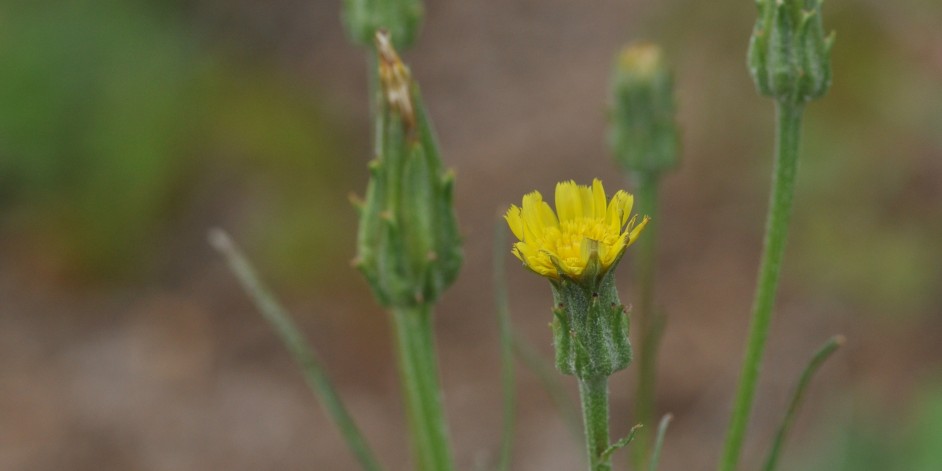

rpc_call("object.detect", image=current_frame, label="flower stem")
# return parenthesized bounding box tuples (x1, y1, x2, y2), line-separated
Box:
(579, 376, 612, 471)
(718, 101, 804, 471)
(390, 304, 455, 471)
(631, 171, 663, 470)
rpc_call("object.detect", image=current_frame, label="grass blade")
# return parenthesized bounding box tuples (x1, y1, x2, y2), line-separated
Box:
(648, 414, 673, 471)
(763, 335, 845, 471)
(209, 229, 385, 471)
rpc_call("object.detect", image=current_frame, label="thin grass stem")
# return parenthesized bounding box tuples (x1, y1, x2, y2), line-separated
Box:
(763, 335, 844, 471)
(648, 414, 673, 471)
(209, 229, 385, 471)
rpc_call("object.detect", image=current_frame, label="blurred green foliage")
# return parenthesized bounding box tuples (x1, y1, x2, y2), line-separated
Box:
(0, 0, 198, 277)
(802, 384, 942, 471)
(786, 5, 942, 317)
(645, 1, 942, 317)
(0, 0, 357, 286)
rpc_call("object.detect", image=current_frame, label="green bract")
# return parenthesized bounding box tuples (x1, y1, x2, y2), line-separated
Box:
(748, 0, 834, 103)
(550, 262, 633, 380)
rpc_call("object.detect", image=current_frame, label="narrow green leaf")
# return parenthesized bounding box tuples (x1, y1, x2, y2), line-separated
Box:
(208, 229, 385, 471)
(601, 423, 643, 461)
(763, 335, 845, 471)
(648, 414, 673, 471)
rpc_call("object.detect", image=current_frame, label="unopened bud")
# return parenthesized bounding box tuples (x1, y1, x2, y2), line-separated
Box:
(609, 42, 680, 176)
(356, 31, 462, 308)
(748, 0, 834, 103)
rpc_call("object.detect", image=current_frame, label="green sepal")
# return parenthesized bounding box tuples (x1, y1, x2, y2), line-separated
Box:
(550, 270, 632, 379)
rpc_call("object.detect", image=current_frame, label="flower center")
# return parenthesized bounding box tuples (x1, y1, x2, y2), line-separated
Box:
(539, 218, 623, 274)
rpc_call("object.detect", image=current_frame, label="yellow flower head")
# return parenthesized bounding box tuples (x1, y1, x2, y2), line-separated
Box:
(505, 179, 649, 281)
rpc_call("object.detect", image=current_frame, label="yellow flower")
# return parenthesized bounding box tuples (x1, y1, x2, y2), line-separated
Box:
(505, 179, 649, 280)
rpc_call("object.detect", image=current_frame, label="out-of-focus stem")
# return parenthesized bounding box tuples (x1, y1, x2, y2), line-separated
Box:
(631, 171, 664, 470)
(719, 102, 804, 471)
(493, 223, 516, 471)
(648, 414, 673, 471)
(390, 304, 455, 471)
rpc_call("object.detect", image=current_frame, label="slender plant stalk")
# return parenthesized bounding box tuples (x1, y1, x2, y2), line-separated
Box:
(390, 304, 455, 471)
(719, 101, 804, 471)
(763, 335, 844, 471)
(579, 376, 613, 471)
(493, 223, 516, 471)
(631, 171, 665, 469)
(208, 229, 385, 471)
(648, 414, 673, 471)
(512, 333, 582, 441)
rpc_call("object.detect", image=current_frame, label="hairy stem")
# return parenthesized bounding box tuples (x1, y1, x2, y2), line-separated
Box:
(579, 376, 612, 471)
(719, 101, 804, 471)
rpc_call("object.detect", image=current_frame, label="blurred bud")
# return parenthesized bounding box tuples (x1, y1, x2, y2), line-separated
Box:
(609, 42, 680, 176)
(748, 0, 834, 103)
(354, 31, 462, 308)
(342, 0, 423, 50)
(551, 270, 632, 379)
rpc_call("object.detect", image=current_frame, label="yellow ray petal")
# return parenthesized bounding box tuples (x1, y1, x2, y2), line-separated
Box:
(626, 215, 650, 247)
(504, 205, 524, 240)
(539, 200, 559, 229)
(521, 191, 547, 237)
(592, 179, 607, 219)
(555, 180, 580, 222)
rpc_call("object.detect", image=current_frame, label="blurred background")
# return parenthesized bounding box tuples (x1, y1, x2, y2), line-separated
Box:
(1, 0, 940, 469)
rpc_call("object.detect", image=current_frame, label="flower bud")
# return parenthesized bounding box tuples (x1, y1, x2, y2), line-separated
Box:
(342, 0, 423, 50)
(354, 31, 462, 308)
(748, 0, 835, 103)
(609, 42, 680, 176)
